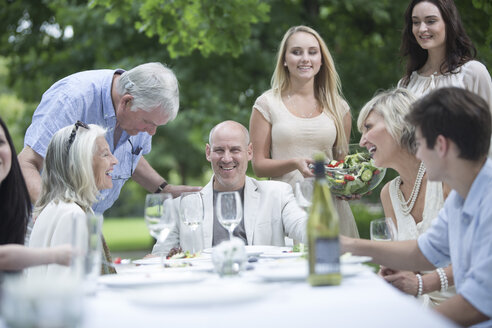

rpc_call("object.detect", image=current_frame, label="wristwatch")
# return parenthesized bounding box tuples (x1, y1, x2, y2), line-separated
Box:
(154, 182, 168, 194)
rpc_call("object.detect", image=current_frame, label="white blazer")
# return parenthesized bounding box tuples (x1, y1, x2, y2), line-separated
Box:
(152, 176, 307, 255)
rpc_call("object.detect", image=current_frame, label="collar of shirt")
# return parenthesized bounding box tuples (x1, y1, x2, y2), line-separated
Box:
(102, 68, 125, 122)
(461, 159, 492, 218)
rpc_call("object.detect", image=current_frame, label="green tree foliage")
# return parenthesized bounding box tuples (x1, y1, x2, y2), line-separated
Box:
(0, 0, 490, 214)
(90, 0, 270, 58)
(0, 57, 35, 153)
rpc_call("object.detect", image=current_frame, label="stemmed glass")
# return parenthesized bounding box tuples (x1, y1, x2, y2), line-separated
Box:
(370, 218, 398, 241)
(179, 192, 204, 254)
(216, 191, 243, 241)
(144, 193, 174, 242)
(295, 177, 314, 212)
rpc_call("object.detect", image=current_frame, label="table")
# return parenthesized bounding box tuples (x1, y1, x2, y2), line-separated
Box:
(80, 256, 457, 328)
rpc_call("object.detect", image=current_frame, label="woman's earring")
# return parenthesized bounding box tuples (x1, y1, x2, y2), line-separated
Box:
(284, 61, 287, 67)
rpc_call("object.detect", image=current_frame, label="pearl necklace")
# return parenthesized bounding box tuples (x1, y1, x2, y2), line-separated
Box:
(395, 162, 426, 215)
(286, 94, 319, 118)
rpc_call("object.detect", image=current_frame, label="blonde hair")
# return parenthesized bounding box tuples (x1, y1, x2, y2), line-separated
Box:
(271, 25, 349, 154)
(34, 124, 107, 216)
(357, 88, 417, 154)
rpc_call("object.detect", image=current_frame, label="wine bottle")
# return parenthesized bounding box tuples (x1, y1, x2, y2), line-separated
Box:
(307, 153, 341, 286)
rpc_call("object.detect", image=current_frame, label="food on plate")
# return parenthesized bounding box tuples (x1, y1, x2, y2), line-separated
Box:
(322, 152, 386, 196)
(291, 244, 308, 253)
(166, 247, 199, 260)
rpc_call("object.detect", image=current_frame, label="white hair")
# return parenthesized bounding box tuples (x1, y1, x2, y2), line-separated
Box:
(357, 88, 417, 154)
(34, 123, 107, 216)
(116, 62, 179, 122)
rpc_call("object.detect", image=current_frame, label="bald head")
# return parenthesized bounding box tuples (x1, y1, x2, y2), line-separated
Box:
(206, 120, 252, 191)
(208, 120, 250, 147)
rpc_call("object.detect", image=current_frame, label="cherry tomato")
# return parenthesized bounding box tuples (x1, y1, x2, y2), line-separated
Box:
(344, 174, 355, 181)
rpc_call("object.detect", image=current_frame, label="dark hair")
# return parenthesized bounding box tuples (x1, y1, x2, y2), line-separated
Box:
(406, 87, 491, 160)
(400, 0, 476, 86)
(0, 117, 31, 245)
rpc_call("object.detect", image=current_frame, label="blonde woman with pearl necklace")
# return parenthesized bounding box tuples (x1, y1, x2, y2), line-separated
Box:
(358, 88, 455, 307)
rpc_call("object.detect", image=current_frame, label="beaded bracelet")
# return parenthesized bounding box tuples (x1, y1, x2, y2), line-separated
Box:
(415, 273, 423, 297)
(436, 268, 449, 292)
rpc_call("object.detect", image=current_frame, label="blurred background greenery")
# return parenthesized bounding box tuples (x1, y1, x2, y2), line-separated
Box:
(0, 0, 490, 251)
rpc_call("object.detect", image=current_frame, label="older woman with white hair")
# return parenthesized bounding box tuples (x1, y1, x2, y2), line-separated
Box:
(358, 87, 455, 306)
(28, 121, 117, 277)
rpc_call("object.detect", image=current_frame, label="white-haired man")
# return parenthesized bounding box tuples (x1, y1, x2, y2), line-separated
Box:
(152, 120, 307, 255)
(19, 62, 200, 214)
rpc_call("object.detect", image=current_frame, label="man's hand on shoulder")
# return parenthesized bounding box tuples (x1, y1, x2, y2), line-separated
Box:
(164, 184, 202, 198)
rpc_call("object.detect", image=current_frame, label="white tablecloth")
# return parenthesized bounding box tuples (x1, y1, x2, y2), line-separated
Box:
(79, 263, 457, 328)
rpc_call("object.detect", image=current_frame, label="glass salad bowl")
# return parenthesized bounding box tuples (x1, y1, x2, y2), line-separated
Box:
(311, 146, 386, 196)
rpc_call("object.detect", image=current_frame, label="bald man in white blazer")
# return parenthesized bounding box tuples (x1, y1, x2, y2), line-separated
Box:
(152, 120, 307, 255)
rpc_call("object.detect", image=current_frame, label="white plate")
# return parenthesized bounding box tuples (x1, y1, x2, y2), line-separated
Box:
(98, 272, 206, 288)
(256, 263, 367, 282)
(260, 250, 305, 259)
(128, 282, 265, 306)
(341, 264, 371, 277)
(133, 255, 211, 266)
(203, 245, 278, 257)
(256, 266, 307, 282)
(340, 255, 372, 264)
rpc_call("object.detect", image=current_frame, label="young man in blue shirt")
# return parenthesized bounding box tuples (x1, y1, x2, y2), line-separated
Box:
(342, 87, 492, 327)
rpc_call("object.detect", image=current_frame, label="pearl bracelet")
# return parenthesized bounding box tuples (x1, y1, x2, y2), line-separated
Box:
(415, 273, 423, 297)
(436, 268, 449, 292)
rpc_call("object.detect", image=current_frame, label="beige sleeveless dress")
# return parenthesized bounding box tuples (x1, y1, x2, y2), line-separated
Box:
(253, 89, 359, 238)
(389, 178, 455, 307)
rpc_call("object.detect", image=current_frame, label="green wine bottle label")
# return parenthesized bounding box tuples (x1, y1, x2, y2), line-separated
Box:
(314, 237, 340, 274)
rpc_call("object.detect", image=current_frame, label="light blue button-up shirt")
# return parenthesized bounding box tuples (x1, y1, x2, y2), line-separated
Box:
(418, 159, 492, 326)
(24, 69, 152, 214)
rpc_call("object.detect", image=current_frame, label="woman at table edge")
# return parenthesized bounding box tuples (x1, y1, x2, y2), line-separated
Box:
(0, 116, 71, 272)
(27, 122, 117, 278)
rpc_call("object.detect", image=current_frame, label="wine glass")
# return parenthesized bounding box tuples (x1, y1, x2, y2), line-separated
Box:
(295, 177, 314, 212)
(179, 192, 204, 253)
(370, 218, 397, 241)
(216, 191, 243, 241)
(144, 193, 174, 243)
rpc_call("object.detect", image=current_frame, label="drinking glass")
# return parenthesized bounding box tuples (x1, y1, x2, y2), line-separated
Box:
(216, 191, 243, 240)
(370, 218, 397, 241)
(84, 213, 103, 293)
(144, 193, 174, 242)
(66, 212, 103, 294)
(295, 177, 314, 212)
(2, 275, 83, 328)
(179, 192, 204, 253)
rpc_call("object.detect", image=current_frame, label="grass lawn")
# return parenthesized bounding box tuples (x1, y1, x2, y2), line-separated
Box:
(102, 201, 383, 252)
(103, 217, 154, 252)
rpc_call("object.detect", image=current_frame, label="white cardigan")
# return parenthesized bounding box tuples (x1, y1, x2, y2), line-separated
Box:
(27, 200, 86, 278)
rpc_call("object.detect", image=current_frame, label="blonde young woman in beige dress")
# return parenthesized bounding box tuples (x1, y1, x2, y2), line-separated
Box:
(249, 25, 358, 237)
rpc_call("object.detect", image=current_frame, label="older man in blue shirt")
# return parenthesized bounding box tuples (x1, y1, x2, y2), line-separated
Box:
(342, 87, 492, 327)
(19, 62, 200, 214)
